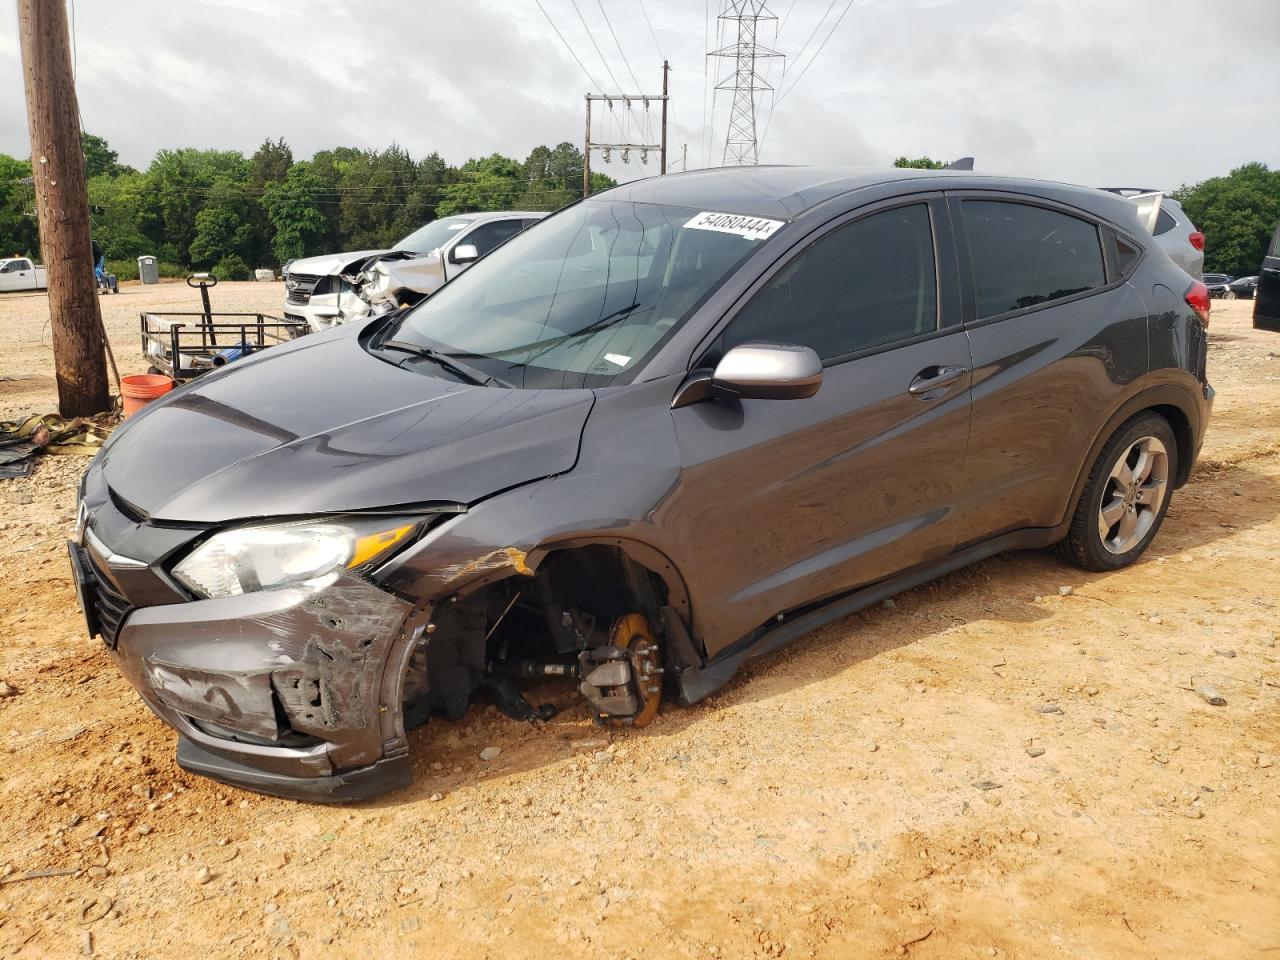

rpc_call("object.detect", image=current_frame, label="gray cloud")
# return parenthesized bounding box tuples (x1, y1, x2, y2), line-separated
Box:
(0, 0, 1276, 190)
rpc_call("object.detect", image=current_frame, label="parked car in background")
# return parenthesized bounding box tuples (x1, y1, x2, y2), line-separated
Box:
(1101, 189, 1204, 278)
(71, 166, 1213, 800)
(1203, 273, 1234, 298)
(282, 212, 546, 332)
(1256, 222, 1280, 331)
(1226, 276, 1257, 300)
(0, 257, 47, 292)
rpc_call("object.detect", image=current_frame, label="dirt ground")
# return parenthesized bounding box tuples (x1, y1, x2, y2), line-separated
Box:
(0, 284, 1276, 959)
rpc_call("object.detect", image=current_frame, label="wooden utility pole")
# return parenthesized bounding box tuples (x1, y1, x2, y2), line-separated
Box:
(583, 94, 592, 199)
(659, 60, 669, 175)
(583, 64, 671, 198)
(18, 0, 110, 417)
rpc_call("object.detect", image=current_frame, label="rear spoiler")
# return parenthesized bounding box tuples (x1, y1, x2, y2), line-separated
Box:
(1126, 191, 1165, 234)
(1098, 187, 1164, 234)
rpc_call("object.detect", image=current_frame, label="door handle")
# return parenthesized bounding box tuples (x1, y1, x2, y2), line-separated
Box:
(908, 364, 969, 397)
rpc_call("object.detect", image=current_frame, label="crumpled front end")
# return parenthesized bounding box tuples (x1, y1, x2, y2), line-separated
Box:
(109, 571, 419, 800)
(353, 252, 447, 313)
(73, 459, 431, 802)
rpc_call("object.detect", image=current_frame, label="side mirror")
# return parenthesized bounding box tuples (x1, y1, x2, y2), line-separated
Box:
(672, 342, 823, 408)
(451, 243, 479, 265)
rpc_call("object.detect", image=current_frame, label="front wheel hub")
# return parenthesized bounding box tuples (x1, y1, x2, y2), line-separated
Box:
(577, 612, 663, 727)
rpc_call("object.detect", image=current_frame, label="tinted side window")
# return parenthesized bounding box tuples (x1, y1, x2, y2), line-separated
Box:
(1111, 233, 1141, 277)
(721, 204, 938, 362)
(465, 220, 523, 257)
(962, 201, 1106, 318)
(1154, 208, 1178, 236)
(1269, 224, 1280, 258)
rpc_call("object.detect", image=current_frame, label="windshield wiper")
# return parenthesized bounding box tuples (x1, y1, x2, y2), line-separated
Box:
(379, 340, 507, 387)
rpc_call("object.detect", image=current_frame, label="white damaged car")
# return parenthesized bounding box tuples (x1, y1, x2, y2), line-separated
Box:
(282, 211, 546, 332)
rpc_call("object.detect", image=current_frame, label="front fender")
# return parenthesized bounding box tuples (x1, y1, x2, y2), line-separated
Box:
(372, 376, 697, 640)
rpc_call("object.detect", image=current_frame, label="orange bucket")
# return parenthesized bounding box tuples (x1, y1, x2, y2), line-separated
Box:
(120, 374, 173, 418)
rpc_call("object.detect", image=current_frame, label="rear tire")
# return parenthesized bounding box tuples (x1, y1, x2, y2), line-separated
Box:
(1057, 413, 1178, 572)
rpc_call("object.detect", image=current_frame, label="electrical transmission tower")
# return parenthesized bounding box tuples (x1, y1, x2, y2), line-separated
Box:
(710, 1, 783, 166)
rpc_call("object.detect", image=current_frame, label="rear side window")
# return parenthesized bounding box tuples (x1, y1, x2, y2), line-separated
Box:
(721, 203, 938, 362)
(1153, 208, 1178, 236)
(962, 201, 1106, 318)
(1113, 235, 1141, 276)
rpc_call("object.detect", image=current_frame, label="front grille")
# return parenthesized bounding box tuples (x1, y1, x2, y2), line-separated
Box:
(285, 273, 322, 305)
(73, 542, 133, 647)
(92, 573, 132, 647)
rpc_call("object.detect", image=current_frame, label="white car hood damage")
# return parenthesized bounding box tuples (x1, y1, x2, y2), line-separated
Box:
(285, 249, 388, 278)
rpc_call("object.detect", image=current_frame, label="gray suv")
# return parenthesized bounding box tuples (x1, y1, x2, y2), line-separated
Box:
(70, 167, 1213, 801)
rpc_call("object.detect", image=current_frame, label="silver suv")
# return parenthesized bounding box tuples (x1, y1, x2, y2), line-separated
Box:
(1101, 188, 1204, 278)
(283, 211, 546, 332)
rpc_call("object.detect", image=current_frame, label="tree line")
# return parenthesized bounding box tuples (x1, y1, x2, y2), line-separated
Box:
(0, 134, 615, 280)
(1, 139, 1274, 281)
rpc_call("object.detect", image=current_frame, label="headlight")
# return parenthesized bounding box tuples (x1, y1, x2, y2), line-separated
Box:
(172, 518, 418, 599)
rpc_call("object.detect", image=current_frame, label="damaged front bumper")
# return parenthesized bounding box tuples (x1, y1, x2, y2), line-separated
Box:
(105, 567, 423, 802)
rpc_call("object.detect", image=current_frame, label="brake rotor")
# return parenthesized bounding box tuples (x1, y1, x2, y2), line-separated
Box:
(607, 612, 662, 727)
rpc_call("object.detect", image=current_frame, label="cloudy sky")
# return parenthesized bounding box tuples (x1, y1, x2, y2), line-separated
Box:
(2, 0, 1276, 190)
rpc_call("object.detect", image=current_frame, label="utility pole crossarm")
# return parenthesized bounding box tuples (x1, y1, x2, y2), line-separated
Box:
(582, 62, 672, 197)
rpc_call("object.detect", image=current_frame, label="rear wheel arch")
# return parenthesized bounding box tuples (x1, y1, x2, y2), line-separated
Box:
(1149, 402, 1194, 487)
(1061, 383, 1202, 533)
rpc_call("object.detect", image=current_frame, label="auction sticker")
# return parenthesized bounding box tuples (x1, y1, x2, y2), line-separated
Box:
(683, 211, 785, 241)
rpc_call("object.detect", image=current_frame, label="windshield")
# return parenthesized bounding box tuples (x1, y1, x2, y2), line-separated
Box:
(393, 216, 475, 254)
(389, 200, 776, 388)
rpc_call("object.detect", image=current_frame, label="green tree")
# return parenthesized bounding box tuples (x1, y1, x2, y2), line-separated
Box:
(81, 133, 126, 178)
(189, 177, 253, 266)
(436, 154, 525, 215)
(520, 142, 598, 210)
(214, 253, 251, 281)
(261, 162, 329, 263)
(0, 154, 38, 258)
(893, 156, 947, 169)
(88, 171, 156, 259)
(247, 138, 294, 266)
(1172, 162, 1280, 277)
(147, 148, 249, 263)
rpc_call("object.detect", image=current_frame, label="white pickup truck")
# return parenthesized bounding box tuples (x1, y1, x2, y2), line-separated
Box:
(0, 257, 47, 292)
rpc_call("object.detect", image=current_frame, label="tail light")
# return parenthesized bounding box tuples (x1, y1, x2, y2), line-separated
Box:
(1188, 231, 1206, 251)
(1185, 280, 1210, 327)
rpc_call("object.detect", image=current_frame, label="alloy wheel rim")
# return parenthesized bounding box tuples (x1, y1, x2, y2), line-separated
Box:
(1098, 436, 1169, 555)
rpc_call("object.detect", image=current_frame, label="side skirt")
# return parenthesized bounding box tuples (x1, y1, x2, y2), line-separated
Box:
(676, 527, 1060, 704)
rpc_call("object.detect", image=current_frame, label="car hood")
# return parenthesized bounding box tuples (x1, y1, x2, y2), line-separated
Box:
(100, 327, 595, 523)
(286, 249, 388, 277)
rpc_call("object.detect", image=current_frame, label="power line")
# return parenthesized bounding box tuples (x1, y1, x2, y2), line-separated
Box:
(784, 0, 840, 78)
(637, 0, 665, 60)
(596, 0, 642, 91)
(570, 0, 624, 91)
(759, 0, 857, 156)
(774, 0, 855, 105)
(535, 0, 604, 91)
(777, 0, 798, 35)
